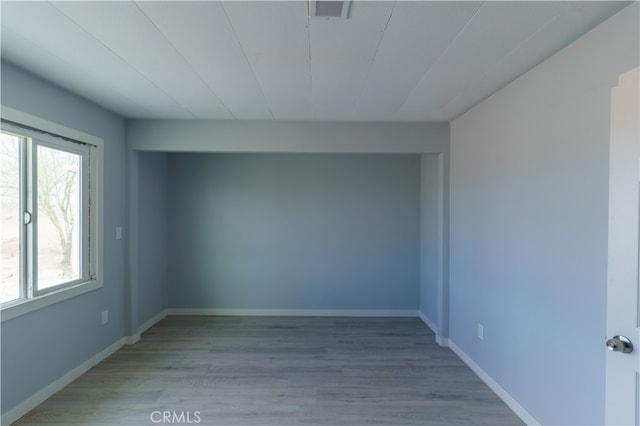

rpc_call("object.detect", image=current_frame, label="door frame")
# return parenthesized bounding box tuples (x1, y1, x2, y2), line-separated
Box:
(605, 66, 640, 425)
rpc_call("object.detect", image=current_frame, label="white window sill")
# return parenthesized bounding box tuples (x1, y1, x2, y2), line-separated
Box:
(0, 280, 102, 323)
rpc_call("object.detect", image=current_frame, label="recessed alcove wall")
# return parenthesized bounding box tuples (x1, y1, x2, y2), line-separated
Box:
(131, 121, 448, 334)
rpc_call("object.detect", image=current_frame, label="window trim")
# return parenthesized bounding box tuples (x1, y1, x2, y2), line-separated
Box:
(0, 106, 104, 323)
(29, 133, 92, 297)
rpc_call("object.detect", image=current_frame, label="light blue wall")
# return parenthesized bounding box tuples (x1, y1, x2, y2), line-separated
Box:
(0, 62, 127, 414)
(418, 152, 450, 340)
(127, 120, 449, 154)
(419, 155, 441, 326)
(167, 153, 420, 310)
(449, 4, 639, 425)
(137, 152, 169, 326)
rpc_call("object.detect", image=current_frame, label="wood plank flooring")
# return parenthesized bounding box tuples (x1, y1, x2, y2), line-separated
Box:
(15, 316, 524, 425)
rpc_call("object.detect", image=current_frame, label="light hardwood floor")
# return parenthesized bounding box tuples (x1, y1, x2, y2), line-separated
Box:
(15, 316, 524, 425)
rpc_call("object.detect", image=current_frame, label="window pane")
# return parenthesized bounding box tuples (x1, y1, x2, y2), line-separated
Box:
(37, 145, 81, 290)
(1, 133, 21, 303)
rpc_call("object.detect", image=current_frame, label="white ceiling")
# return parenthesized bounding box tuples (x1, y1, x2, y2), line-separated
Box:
(0, 1, 631, 121)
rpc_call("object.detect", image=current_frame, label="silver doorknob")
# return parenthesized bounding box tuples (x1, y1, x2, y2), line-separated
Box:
(606, 335, 633, 353)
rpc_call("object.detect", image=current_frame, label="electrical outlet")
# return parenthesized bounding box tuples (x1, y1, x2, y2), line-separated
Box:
(478, 323, 484, 340)
(115, 226, 123, 240)
(101, 310, 109, 325)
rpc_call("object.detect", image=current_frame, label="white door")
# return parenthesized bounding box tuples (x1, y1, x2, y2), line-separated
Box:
(606, 67, 640, 425)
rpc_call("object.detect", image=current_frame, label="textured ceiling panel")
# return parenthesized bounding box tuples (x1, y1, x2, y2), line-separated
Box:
(52, 1, 234, 119)
(1, 2, 192, 118)
(221, 1, 312, 120)
(398, 1, 566, 120)
(135, 1, 273, 120)
(352, 1, 482, 121)
(309, 1, 394, 120)
(0, 1, 631, 121)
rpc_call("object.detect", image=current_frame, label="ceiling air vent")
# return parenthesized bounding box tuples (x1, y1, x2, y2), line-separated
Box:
(310, 0, 351, 19)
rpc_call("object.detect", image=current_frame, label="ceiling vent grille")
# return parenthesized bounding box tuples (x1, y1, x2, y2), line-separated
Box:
(310, 1, 351, 19)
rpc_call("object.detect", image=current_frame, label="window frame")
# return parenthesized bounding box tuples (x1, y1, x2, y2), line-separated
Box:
(0, 106, 104, 322)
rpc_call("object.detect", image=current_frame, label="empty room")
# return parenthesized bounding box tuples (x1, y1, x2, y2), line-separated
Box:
(1, 1, 638, 425)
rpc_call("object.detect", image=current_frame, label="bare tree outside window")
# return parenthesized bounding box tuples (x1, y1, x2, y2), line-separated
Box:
(1, 119, 98, 312)
(1, 133, 21, 303)
(1, 132, 83, 300)
(37, 145, 81, 289)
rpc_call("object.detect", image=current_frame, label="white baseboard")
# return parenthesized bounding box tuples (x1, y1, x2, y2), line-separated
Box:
(417, 311, 437, 332)
(1, 309, 171, 425)
(448, 339, 541, 426)
(434, 335, 449, 347)
(124, 334, 140, 345)
(417, 311, 449, 347)
(1, 337, 126, 426)
(166, 308, 418, 317)
(121, 309, 170, 346)
(1, 311, 539, 426)
(138, 309, 169, 334)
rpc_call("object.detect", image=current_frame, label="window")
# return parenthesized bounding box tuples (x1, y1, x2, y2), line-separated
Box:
(1, 114, 101, 317)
